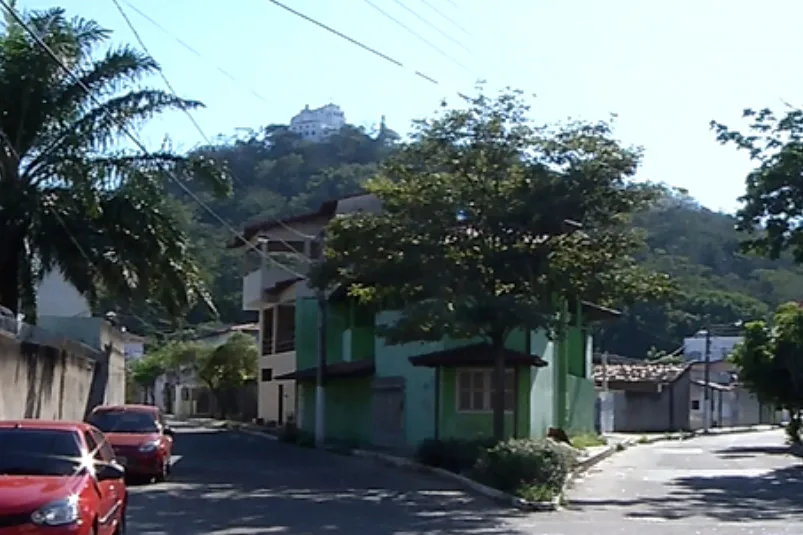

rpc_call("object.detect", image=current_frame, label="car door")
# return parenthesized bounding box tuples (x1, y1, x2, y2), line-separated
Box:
(87, 430, 124, 535)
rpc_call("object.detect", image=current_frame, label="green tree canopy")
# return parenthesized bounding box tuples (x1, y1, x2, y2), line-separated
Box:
(194, 332, 258, 418)
(730, 302, 803, 442)
(312, 88, 672, 439)
(0, 5, 230, 318)
(711, 107, 803, 263)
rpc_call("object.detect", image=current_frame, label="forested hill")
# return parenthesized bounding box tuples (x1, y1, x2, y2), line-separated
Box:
(143, 121, 803, 356)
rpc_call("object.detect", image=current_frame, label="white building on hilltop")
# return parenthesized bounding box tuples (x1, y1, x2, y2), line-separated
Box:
(288, 103, 345, 142)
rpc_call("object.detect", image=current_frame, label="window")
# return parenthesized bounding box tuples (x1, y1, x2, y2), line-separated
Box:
(456, 369, 514, 412)
(0, 429, 82, 477)
(261, 368, 273, 382)
(90, 430, 115, 462)
(691, 399, 700, 410)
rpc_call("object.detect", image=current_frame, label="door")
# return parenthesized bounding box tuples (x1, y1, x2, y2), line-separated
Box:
(371, 378, 405, 450)
(86, 431, 123, 534)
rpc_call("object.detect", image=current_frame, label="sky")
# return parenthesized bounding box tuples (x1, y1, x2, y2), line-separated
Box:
(17, 0, 803, 213)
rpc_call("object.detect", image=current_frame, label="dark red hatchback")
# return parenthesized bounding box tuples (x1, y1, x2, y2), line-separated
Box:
(0, 420, 127, 535)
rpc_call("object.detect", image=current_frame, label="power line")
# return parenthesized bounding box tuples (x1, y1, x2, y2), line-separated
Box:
(264, 0, 444, 88)
(120, 0, 271, 107)
(111, 0, 315, 247)
(0, 0, 308, 284)
(389, 0, 474, 57)
(418, 0, 475, 41)
(361, 0, 473, 75)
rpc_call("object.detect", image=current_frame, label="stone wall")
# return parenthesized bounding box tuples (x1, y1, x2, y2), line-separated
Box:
(0, 334, 98, 421)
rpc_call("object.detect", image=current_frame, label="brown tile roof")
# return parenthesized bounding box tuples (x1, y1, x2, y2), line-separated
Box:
(593, 362, 688, 384)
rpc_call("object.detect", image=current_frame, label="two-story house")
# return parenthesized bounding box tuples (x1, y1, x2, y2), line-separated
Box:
(230, 193, 615, 448)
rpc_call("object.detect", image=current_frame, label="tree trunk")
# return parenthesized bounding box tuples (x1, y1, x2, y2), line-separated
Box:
(492, 341, 506, 442)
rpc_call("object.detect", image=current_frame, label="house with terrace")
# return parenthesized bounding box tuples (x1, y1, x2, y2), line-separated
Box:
(229, 193, 620, 450)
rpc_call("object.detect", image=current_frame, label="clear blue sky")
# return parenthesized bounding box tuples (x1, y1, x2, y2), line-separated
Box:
(19, 0, 803, 212)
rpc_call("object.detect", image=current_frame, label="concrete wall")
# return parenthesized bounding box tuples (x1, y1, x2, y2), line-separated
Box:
(258, 350, 296, 424)
(0, 335, 95, 420)
(607, 374, 691, 433)
(37, 316, 126, 407)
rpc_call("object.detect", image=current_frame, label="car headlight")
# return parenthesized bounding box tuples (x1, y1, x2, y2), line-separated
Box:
(139, 440, 160, 453)
(31, 497, 79, 526)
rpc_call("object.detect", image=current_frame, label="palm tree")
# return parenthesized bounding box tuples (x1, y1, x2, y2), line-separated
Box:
(0, 4, 230, 319)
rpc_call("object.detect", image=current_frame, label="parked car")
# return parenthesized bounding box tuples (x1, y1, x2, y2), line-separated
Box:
(0, 419, 127, 535)
(87, 405, 174, 483)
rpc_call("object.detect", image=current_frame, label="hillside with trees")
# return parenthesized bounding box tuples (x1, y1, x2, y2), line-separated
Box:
(110, 117, 803, 357)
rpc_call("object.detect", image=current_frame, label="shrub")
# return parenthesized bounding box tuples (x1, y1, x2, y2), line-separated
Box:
(472, 438, 576, 496)
(416, 438, 496, 473)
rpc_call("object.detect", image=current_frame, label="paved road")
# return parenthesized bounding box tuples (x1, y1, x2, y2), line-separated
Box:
(557, 429, 803, 534)
(126, 423, 803, 534)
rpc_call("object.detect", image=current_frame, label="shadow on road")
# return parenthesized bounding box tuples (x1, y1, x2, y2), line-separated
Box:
(126, 428, 524, 534)
(568, 461, 803, 522)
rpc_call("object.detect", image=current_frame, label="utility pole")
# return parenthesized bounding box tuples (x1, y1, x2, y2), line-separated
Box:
(703, 327, 712, 433)
(314, 231, 327, 447)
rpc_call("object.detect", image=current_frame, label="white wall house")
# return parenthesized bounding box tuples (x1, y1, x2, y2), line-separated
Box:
(288, 103, 346, 142)
(235, 193, 382, 426)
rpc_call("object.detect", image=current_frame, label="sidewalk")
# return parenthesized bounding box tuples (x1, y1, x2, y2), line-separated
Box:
(604, 423, 778, 445)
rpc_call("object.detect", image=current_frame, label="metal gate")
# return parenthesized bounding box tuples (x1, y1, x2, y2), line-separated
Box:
(371, 377, 405, 450)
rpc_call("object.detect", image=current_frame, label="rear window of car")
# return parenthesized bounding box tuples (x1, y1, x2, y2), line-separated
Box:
(89, 410, 159, 433)
(0, 428, 83, 477)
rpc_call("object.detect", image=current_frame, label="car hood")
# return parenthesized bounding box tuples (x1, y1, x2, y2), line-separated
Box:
(0, 476, 82, 515)
(105, 432, 161, 448)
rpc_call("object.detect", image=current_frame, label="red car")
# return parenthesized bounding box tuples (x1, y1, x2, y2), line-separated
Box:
(87, 405, 174, 483)
(0, 420, 127, 535)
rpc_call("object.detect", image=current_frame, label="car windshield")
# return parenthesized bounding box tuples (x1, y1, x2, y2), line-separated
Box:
(0, 428, 84, 477)
(89, 410, 159, 433)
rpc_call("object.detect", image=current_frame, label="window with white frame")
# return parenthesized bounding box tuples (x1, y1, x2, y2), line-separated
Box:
(456, 369, 515, 412)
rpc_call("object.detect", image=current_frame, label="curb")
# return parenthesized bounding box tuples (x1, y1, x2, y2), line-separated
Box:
(351, 449, 579, 512)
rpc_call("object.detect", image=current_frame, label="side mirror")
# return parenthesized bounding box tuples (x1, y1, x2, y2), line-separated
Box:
(164, 427, 175, 438)
(96, 462, 125, 481)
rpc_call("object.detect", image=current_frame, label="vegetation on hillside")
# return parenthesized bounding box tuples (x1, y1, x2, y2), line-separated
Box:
(109, 111, 803, 357)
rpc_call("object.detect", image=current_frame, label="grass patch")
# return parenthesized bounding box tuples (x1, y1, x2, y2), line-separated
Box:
(570, 433, 607, 449)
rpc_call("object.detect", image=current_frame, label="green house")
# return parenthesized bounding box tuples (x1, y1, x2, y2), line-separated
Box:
(278, 296, 617, 450)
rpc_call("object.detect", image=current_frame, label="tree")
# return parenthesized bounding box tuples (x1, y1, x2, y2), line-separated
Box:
(129, 353, 166, 405)
(312, 88, 672, 440)
(730, 302, 803, 443)
(194, 332, 258, 419)
(0, 5, 230, 318)
(711, 107, 803, 263)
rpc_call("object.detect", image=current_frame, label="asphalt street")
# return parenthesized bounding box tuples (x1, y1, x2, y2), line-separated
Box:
(126, 423, 803, 534)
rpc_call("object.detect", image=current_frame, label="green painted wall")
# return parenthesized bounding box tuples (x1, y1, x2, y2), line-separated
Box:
(438, 367, 530, 440)
(566, 375, 595, 433)
(529, 330, 556, 438)
(567, 326, 586, 377)
(295, 298, 318, 370)
(350, 304, 375, 361)
(374, 311, 440, 449)
(297, 377, 372, 445)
